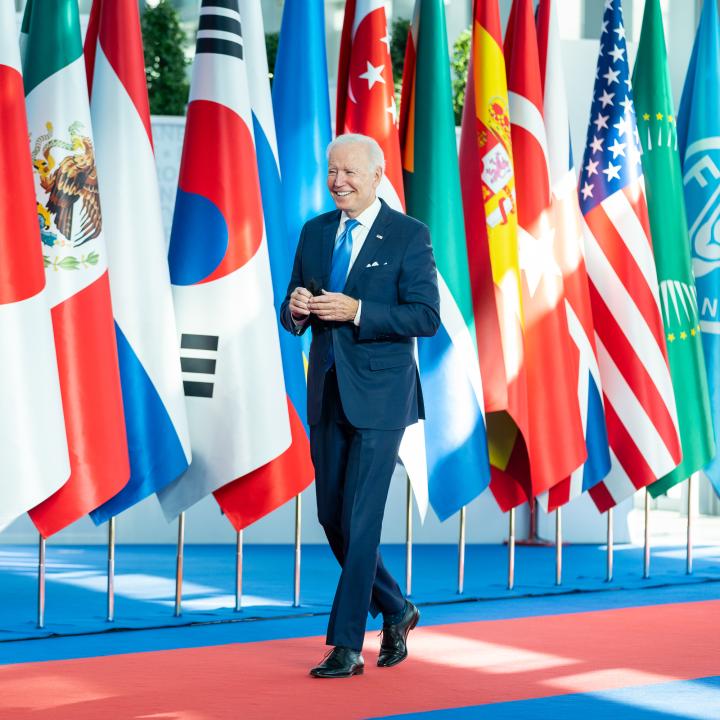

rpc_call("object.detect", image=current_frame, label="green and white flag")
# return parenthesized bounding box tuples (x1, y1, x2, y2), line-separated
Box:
(632, 0, 715, 495)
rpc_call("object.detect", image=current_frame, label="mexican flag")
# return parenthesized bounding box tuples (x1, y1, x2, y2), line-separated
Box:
(23, 0, 129, 536)
(632, 0, 715, 495)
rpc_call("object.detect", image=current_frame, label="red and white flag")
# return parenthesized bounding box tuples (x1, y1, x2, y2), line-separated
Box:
(0, 2, 69, 531)
(337, 0, 428, 518)
(491, 0, 586, 509)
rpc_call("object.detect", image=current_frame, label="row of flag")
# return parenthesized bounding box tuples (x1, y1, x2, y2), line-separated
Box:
(1, 0, 719, 541)
(372, 0, 720, 519)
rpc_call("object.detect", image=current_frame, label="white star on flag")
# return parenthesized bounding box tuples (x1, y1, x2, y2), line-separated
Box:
(594, 112, 610, 131)
(602, 20, 609, 34)
(379, 35, 390, 51)
(614, 24, 626, 40)
(599, 89, 615, 107)
(609, 45, 625, 63)
(604, 0, 614, 9)
(603, 67, 620, 85)
(359, 61, 386, 90)
(620, 96, 633, 114)
(581, 182, 594, 200)
(590, 136, 604, 154)
(608, 138, 626, 158)
(613, 114, 630, 137)
(387, 95, 398, 124)
(585, 159, 600, 176)
(602, 161, 621, 181)
(519, 226, 561, 298)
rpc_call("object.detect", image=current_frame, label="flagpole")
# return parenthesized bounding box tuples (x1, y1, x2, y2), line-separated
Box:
(174, 511, 185, 617)
(643, 490, 650, 579)
(405, 476, 413, 596)
(508, 508, 516, 590)
(555, 508, 562, 586)
(37, 534, 46, 629)
(457, 506, 466, 594)
(606, 508, 614, 582)
(107, 516, 116, 622)
(686, 474, 694, 575)
(235, 529, 243, 611)
(293, 494, 301, 607)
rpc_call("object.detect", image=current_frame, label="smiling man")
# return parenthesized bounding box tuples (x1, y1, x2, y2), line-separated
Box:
(280, 133, 440, 678)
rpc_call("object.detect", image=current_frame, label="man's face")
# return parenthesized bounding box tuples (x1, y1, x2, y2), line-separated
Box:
(327, 143, 382, 218)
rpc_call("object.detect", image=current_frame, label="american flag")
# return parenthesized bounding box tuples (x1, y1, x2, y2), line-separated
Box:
(579, 0, 681, 512)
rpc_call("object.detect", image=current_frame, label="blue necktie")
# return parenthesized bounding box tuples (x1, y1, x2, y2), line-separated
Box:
(325, 218, 359, 369)
(328, 218, 359, 292)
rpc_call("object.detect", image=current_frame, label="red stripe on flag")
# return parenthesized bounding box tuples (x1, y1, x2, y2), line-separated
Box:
(588, 283, 680, 456)
(585, 204, 666, 351)
(179, 100, 263, 283)
(589, 479, 616, 513)
(214, 397, 314, 530)
(590, 401, 657, 512)
(0, 66, 45, 305)
(625, 185, 654, 252)
(85, 0, 154, 149)
(28, 273, 129, 537)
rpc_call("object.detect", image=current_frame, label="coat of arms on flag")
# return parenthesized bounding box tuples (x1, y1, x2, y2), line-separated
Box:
(30, 121, 101, 264)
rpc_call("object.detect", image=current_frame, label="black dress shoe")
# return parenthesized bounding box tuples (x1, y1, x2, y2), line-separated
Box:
(309, 646, 364, 678)
(377, 601, 420, 667)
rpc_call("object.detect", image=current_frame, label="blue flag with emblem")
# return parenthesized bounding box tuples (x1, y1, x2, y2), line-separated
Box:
(678, 0, 720, 497)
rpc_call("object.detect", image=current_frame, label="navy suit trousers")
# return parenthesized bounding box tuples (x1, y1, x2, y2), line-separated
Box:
(310, 368, 405, 651)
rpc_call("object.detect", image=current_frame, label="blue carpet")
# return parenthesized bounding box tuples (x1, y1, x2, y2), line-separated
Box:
(0, 543, 718, 655)
(371, 675, 720, 719)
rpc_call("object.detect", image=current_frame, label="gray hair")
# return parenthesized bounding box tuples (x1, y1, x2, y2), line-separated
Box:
(326, 133, 385, 172)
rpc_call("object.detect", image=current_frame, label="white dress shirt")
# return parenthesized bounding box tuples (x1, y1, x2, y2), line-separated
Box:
(295, 197, 382, 329)
(338, 197, 381, 325)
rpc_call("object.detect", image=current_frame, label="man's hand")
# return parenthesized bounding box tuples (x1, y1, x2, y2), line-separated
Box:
(289, 286, 312, 320)
(308, 290, 359, 322)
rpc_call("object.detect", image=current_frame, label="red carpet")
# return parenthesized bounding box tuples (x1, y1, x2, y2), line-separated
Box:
(2, 599, 718, 719)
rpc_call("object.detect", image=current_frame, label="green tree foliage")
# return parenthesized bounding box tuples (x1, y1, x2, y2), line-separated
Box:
(389, 18, 470, 126)
(142, 0, 189, 116)
(451, 28, 471, 125)
(265, 31, 279, 85)
(390, 16, 410, 103)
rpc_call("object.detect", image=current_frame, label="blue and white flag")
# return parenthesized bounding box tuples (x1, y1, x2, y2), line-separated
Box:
(678, 0, 720, 497)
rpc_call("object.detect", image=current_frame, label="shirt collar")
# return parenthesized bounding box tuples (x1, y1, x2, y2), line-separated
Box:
(340, 197, 382, 231)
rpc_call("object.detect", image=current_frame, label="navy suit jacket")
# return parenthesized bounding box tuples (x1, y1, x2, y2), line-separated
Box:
(280, 199, 441, 430)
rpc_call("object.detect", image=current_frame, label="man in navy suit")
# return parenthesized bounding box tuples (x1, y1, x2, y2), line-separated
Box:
(281, 134, 440, 678)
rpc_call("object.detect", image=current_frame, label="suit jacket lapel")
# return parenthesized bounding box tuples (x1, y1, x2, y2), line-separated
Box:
(321, 211, 341, 284)
(344, 200, 394, 293)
